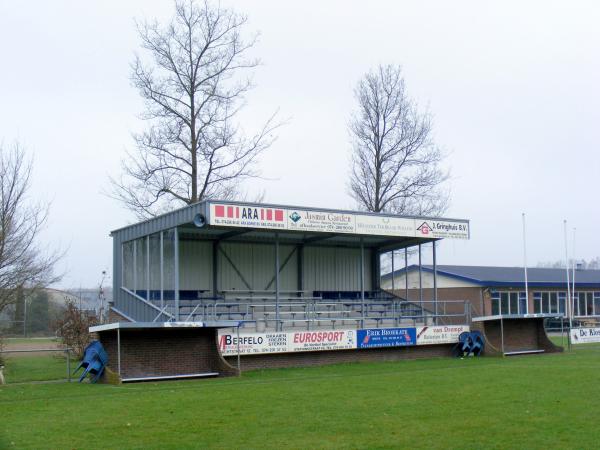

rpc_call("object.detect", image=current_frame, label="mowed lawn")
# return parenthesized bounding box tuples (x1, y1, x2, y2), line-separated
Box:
(2, 346, 600, 449)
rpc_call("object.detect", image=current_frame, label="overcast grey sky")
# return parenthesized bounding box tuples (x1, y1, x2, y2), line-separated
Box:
(1, 1, 598, 288)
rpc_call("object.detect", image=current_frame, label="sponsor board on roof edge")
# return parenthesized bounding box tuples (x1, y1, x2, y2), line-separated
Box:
(217, 325, 470, 356)
(209, 202, 469, 239)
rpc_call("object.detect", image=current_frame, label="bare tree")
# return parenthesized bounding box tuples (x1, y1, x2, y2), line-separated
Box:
(112, 0, 279, 218)
(0, 142, 61, 315)
(348, 64, 448, 215)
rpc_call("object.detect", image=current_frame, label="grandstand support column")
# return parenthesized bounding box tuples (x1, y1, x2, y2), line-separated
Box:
(275, 232, 280, 331)
(160, 231, 164, 313)
(360, 238, 365, 328)
(418, 244, 423, 303)
(404, 248, 408, 301)
(391, 251, 395, 292)
(146, 235, 150, 302)
(174, 227, 180, 321)
(433, 241, 438, 325)
(297, 244, 304, 294)
(133, 239, 137, 296)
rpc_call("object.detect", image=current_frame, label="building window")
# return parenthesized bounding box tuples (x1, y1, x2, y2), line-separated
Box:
(573, 292, 599, 316)
(535, 291, 600, 316)
(491, 291, 526, 315)
(558, 292, 566, 315)
(534, 292, 565, 314)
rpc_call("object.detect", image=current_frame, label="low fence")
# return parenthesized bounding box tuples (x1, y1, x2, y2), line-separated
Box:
(0, 348, 73, 385)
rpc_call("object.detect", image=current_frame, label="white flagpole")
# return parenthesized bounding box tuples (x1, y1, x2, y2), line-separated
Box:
(564, 220, 572, 349)
(522, 213, 529, 314)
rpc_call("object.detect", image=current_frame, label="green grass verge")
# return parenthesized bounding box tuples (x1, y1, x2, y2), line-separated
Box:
(2, 345, 600, 449)
(2, 354, 70, 384)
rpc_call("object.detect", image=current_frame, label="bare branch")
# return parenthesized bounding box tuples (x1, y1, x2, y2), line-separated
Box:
(111, 0, 281, 218)
(0, 142, 62, 315)
(348, 64, 449, 216)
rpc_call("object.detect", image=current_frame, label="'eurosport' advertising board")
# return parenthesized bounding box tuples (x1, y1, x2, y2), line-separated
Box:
(217, 329, 357, 356)
(570, 327, 600, 344)
(208, 202, 469, 240)
(416, 325, 470, 345)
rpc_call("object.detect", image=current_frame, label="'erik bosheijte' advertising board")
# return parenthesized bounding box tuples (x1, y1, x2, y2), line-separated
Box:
(218, 325, 469, 356)
(208, 202, 469, 240)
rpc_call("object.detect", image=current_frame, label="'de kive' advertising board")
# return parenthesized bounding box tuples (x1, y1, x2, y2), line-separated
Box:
(570, 327, 600, 344)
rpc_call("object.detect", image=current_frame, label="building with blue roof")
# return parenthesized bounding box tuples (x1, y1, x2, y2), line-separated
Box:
(382, 265, 600, 319)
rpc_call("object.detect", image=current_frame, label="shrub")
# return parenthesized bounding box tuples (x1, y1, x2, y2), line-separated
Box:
(54, 299, 97, 359)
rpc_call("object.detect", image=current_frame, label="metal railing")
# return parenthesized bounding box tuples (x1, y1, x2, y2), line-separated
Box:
(119, 285, 471, 329)
(173, 298, 471, 330)
(120, 287, 175, 322)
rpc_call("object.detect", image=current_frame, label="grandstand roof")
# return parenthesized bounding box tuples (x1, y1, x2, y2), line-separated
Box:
(110, 199, 470, 251)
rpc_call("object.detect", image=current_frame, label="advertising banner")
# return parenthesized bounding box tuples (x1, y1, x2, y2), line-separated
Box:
(415, 220, 469, 239)
(217, 329, 357, 356)
(287, 209, 355, 234)
(218, 325, 469, 355)
(356, 327, 416, 349)
(354, 215, 416, 237)
(570, 327, 600, 344)
(210, 203, 287, 230)
(208, 202, 469, 240)
(416, 325, 469, 345)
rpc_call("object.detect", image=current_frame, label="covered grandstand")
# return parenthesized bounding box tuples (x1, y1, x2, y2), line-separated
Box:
(109, 200, 471, 331)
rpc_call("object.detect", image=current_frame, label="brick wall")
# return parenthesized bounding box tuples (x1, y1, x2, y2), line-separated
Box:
(97, 328, 239, 381)
(472, 318, 563, 355)
(224, 344, 454, 371)
(108, 308, 132, 323)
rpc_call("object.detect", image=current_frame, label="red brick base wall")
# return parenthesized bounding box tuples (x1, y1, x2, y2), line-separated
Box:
(224, 344, 454, 371)
(97, 328, 239, 381)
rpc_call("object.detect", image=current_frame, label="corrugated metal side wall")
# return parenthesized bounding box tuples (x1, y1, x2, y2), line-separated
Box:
(178, 240, 213, 290)
(303, 246, 372, 292)
(218, 242, 297, 292)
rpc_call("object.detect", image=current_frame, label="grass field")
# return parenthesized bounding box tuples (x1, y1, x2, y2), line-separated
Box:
(2, 354, 69, 383)
(1, 336, 69, 384)
(2, 344, 600, 449)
